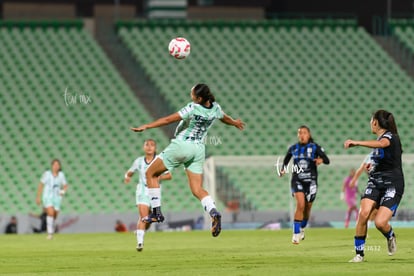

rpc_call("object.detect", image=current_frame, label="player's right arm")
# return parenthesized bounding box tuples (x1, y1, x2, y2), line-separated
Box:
(280, 147, 292, 177)
(36, 182, 44, 205)
(130, 113, 182, 132)
(125, 158, 139, 184)
(124, 171, 134, 184)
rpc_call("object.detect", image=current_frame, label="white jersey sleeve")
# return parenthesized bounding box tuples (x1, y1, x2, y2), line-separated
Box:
(40, 171, 49, 184)
(128, 158, 141, 173)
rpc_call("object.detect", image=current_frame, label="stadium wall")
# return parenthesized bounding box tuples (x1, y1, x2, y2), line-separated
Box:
(2, 0, 414, 32)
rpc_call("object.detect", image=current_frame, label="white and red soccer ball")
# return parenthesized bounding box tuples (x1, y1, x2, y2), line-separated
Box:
(168, 37, 191, 59)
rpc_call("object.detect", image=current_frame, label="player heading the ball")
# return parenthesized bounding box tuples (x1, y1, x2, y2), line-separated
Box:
(131, 83, 245, 237)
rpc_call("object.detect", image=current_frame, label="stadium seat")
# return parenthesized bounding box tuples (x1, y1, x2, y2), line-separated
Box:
(117, 19, 414, 211)
(0, 22, 196, 215)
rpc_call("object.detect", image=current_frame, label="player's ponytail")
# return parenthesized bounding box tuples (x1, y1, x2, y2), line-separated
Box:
(373, 109, 399, 135)
(373, 109, 402, 152)
(193, 83, 215, 105)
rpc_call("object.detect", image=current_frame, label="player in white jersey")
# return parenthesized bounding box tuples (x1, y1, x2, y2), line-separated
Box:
(124, 139, 171, 251)
(131, 84, 245, 237)
(36, 159, 68, 240)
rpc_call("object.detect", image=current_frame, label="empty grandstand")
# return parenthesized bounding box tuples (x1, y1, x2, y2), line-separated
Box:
(1, 12, 414, 232)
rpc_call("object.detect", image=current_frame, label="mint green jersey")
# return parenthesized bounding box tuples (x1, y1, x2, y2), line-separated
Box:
(175, 102, 224, 143)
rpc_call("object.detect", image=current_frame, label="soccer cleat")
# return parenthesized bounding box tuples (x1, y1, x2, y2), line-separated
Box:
(300, 229, 305, 241)
(142, 213, 164, 224)
(348, 254, 364, 263)
(292, 234, 300, 245)
(46, 234, 53, 240)
(387, 234, 397, 256)
(210, 209, 222, 237)
(136, 243, 144, 252)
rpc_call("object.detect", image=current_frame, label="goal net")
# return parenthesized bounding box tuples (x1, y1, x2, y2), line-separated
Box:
(204, 154, 414, 223)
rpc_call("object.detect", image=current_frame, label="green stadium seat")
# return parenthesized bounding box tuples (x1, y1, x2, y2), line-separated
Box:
(117, 19, 414, 211)
(0, 23, 199, 215)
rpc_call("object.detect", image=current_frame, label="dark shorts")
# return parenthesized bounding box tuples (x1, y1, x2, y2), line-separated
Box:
(361, 175, 404, 216)
(291, 179, 317, 203)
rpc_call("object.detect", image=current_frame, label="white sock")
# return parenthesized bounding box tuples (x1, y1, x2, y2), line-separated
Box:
(46, 216, 54, 235)
(148, 188, 161, 208)
(136, 229, 145, 244)
(201, 195, 216, 214)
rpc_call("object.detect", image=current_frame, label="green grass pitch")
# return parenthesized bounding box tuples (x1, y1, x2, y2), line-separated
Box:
(1, 228, 414, 275)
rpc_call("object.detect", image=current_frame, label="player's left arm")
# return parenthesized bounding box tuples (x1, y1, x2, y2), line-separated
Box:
(314, 145, 330, 165)
(131, 113, 182, 132)
(60, 184, 68, 196)
(344, 138, 390, 149)
(349, 161, 365, 188)
(220, 113, 245, 130)
(60, 174, 68, 196)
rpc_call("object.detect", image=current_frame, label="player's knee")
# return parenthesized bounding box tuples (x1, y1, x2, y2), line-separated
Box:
(358, 209, 371, 223)
(374, 217, 388, 230)
(296, 203, 305, 212)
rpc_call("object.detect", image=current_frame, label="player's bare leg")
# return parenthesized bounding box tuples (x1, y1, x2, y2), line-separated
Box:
(300, 201, 313, 240)
(349, 199, 375, 262)
(292, 192, 305, 244)
(186, 170, 221, 237)
(375, 206, 396, 256)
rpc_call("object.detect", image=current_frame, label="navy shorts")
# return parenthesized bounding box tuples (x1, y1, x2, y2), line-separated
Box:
(361, 175, 404, 216)
(291, 179, 317, 203)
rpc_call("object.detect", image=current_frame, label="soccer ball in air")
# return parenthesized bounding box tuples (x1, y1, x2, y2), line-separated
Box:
(168, 37, 191, 59)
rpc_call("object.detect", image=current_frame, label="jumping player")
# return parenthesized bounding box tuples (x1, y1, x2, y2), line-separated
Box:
(36, 159, 68, 240)
(345, 109, 404, 262)
(280, 125, 330, 244)
(124, 139, 171, 251)
(130, 84, 245, 237)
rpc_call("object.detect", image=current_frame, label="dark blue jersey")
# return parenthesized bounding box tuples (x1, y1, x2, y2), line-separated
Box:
(369, 131, 404, 178)
(283, 142, 330, 181)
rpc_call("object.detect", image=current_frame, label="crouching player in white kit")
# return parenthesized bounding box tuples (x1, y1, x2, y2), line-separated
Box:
(124, 139, 171, 251)
(36, 159, 68, 240)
